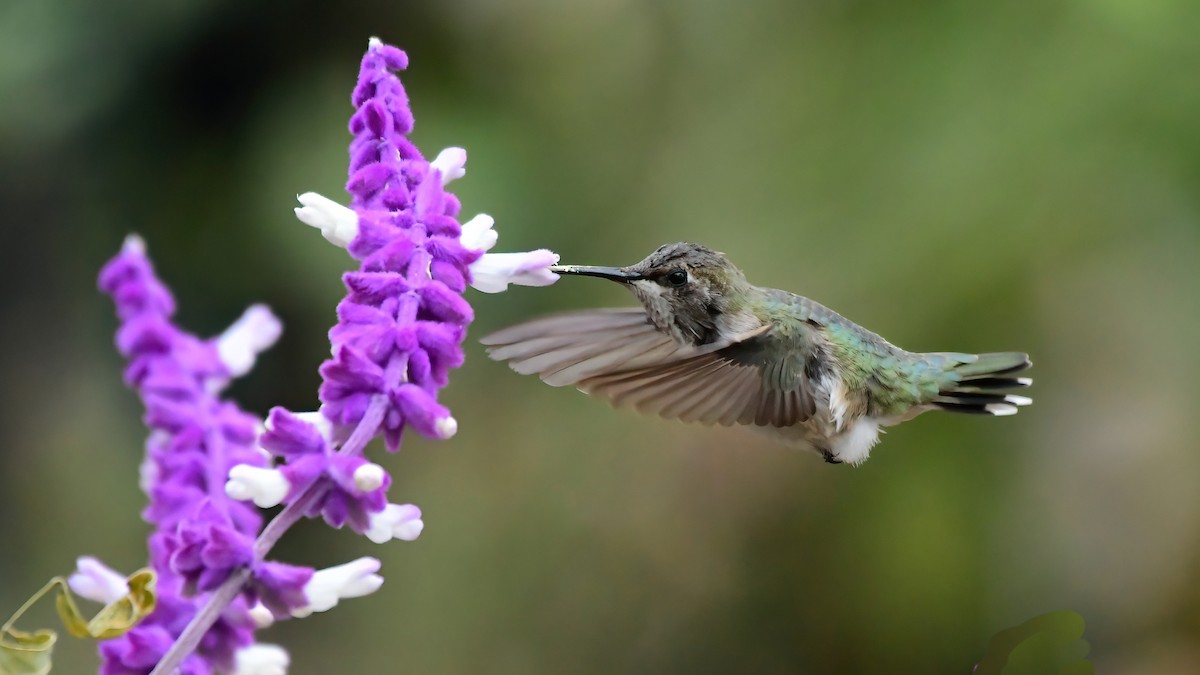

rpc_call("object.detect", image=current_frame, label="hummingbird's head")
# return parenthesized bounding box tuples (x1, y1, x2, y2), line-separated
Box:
(551, 242, 756, 345)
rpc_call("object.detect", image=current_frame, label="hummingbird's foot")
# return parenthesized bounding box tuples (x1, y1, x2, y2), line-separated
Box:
(821, 449, 843, 465)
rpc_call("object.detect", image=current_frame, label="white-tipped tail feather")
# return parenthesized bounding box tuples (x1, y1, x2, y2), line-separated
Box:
(931, 352, 1033, 416)
(980, 394, 1034, 417)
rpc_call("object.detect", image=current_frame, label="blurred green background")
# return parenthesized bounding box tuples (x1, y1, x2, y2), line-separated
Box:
(2, 0, 1198, 673)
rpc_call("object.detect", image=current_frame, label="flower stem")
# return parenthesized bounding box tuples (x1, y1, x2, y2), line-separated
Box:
(149, 395, 389, 675)
(148, 566, 249, 675)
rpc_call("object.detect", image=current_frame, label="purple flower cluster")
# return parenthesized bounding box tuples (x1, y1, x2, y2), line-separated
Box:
(93, 237, 288, 674)
(282, 38, 558, 538)
(319, 41, 475, 452)
(80, 38, 558, 674)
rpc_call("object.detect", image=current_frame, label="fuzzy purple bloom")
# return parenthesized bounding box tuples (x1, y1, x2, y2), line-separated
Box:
(95, 237, 295, 673)
(257, 407, 389, 530)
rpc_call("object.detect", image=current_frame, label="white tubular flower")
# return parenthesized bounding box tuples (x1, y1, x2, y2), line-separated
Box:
(226, 465, 290, 508)
(469, 251, 561, 293)
(291, 557, 384, 618)
(365, 504, 424, 544)
(233, 644, 290, 675)
(294, 192, 359, 247)
(217, 305, 283, 378)
(353, 462, 386, 492)
(459, 214, 498, 251)
(68, 557, 129, 605)
(458, 213, 560, 293)
(431, 147, 467, 185)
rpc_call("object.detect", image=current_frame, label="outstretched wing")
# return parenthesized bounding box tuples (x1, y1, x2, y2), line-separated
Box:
(481, 308, 818, 427)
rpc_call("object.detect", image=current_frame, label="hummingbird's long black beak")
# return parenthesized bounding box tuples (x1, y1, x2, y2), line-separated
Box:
(549, 265, 642, 282)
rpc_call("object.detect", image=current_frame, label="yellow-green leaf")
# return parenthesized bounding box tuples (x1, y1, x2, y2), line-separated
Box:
(1, 568, 158, 675)
(55, 569, 157, 640)
(0, 625, 56, 675)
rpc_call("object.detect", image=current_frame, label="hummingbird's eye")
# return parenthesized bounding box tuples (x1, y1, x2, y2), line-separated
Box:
(665, 269, 689, 287)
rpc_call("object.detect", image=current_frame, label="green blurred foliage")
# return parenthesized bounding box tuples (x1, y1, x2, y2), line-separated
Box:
(976, 610, 1091, 675)
(2, 0, 1199, 673)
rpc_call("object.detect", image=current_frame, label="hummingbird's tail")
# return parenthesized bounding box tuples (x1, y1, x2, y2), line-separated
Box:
(928, 352, 1032, 416)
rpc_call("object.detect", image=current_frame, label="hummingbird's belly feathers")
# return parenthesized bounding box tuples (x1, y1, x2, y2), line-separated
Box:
(754, 372, 884, 465)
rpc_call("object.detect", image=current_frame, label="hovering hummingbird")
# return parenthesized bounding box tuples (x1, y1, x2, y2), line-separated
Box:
(481, 242, 1031, 465)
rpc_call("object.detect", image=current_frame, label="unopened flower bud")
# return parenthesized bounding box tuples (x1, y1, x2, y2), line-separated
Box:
(353, 462, 386, 492)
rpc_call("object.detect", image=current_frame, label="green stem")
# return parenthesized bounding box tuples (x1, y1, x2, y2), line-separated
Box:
(2, 578, 63, 635)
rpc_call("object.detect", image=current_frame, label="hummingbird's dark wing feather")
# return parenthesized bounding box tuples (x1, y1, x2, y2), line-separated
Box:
(482, 309, 817, 428)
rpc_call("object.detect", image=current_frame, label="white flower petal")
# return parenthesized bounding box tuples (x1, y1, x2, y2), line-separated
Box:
(226, 465, 291, 508)
(458, 214, 559, 293)
(294, 192, 359, 248)
(431, 147, 467, 185)
(459, 214, 498, 252)
(468, 250, 560, 293)
(233, 643, 290, 675)
(292, 557, 383, 617)
(509, 265, 561, 288)
(68, 557, 129, 605)
(217, 305, 282, 378)
(365, 504, 424, 544)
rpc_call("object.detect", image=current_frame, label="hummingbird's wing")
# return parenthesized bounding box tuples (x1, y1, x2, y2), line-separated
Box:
(577, 331, 817, 427)
(481, 309, 717, 385)
(482, 309, 816, 428)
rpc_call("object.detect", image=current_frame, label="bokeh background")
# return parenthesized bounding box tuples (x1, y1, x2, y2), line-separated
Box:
(2, 1, 1198, 673)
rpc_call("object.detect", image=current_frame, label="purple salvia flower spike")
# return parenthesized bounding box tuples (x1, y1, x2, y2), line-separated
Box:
(93, 39, 560, 674)
(95, 237, 301, 673)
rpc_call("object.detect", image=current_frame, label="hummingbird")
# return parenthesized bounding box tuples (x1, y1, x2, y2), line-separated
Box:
(480, 242, 1031, 465)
